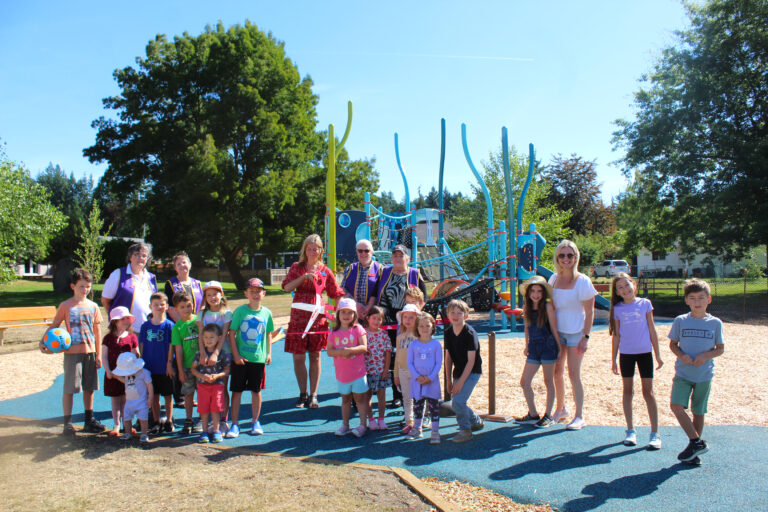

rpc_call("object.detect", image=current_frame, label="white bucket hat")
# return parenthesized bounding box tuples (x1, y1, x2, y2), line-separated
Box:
(112, 352, 145, 377)
(396, 303, 421, 323)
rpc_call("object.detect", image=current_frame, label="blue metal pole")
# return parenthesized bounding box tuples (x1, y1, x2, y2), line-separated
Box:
(438, 118, 446, 282)
(502, 128, 517, 309)
(364, 191, 372, 241)
(394, 133, 416, 262)
(499, 220, 508, 330)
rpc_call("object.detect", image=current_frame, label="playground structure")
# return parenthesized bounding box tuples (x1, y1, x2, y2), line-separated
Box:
(324, 102, 608, 330)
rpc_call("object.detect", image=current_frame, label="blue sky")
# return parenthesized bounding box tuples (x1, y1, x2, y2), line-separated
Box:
(0, 1, 690, 204)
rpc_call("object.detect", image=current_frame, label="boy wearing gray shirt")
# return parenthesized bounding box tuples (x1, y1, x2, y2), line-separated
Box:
(668, 279, 724, 465)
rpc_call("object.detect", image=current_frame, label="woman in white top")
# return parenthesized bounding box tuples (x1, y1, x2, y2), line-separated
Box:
(548, 240, 597, 430)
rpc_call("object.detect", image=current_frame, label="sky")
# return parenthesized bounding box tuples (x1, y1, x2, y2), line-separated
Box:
(0, 1, 690, 204)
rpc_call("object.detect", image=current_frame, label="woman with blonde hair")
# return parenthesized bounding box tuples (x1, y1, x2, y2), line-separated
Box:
(282, 234, 345, 408)
(548, 240, 597, 430)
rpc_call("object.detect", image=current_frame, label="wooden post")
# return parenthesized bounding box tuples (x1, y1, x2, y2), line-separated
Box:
(482, 331, 513, 422)
(744, 269, 748, 323)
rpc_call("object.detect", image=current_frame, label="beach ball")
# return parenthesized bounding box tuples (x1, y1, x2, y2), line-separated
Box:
(240, 316, 265, 342)
(43, 327, 71, 353)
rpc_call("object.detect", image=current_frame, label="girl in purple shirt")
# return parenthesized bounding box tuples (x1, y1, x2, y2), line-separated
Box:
(609, 272, 664, 449)
(406, 312, 443, 444)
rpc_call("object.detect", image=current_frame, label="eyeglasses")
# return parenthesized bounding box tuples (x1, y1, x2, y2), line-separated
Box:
(557, 253, 575, 260)
(357, 249, 370, 253)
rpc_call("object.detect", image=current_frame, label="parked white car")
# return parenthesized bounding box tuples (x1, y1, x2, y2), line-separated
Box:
(593, 260, 631, 277)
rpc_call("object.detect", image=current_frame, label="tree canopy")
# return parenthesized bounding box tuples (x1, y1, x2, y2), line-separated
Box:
(0, 155, 66, 283)
(84, 22, 376, 287)
(613, 0, 768, 261)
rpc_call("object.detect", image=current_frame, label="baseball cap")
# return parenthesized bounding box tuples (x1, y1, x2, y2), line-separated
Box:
(246, 277, 265, 289)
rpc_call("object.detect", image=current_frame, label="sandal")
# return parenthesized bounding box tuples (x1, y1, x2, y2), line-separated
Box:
(307, 395, 319, 409)
(295, 393, 308, 408)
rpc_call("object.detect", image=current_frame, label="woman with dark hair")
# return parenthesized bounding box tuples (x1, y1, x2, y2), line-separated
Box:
(164, 251, 204, 322)
(101, 242, 158, 332)
(282, 234, 345, 409)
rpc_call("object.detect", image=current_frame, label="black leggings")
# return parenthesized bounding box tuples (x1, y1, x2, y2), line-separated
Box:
(414, 397, 440, 424)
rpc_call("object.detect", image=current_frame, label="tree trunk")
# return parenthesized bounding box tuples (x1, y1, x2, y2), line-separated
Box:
(222, 248, 246, 290)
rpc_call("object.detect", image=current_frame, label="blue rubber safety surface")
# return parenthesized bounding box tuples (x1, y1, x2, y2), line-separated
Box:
(3, 329, 765, 512)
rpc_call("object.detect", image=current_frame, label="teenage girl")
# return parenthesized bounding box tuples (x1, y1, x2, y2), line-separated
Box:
(609, 272, 664, 449)
(102, 306, 140, 436)
(196, 281, 233, 431)
(407, 312, 443, 444)
(364, 306, 392, 431)
(515, 276, 562, 428)
(394, 303, 420, 435)
(327, 298, 370, 438)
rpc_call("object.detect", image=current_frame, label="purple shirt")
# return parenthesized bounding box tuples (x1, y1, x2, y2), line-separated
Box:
(407, 338, 443, 401)
(614, 298, 653, 354)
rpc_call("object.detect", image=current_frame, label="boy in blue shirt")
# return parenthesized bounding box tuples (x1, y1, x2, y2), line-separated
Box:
(139, 292, 175, 434)
(668, 279, 724, 465)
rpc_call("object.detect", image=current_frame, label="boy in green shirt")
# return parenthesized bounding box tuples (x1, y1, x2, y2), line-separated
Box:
(171, 291, 200, 434)
(226, 278, 273, 438)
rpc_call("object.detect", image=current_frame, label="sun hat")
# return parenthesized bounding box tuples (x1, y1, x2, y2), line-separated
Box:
(337, 298, 357, 313)
(519, 275, 554, 298)
(246, 277, 265, 289)
(112, 352, 145, 377)
(109, 306, 137, 324)
(202, 280, 224, 293)
(396, 303, 421, 323)
(391, 244, 409, 255)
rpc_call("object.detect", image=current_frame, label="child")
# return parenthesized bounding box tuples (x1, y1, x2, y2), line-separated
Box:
(102, 306, 140, 436)
(364, 306, 392, 431)
(139, 292, 175, 434)
(112, 352, 153, 443)
(515, 276, 562, 428)
(407, 312, 443, 444)
(40, 268, 106, 435)
(327, 298, 370, 437)
(388, 288, 425, 410)
(609, 273, 663, 448)
(394, 303, 421, 434)
(404, 287, 426, 309)
(227, 278, 273, 438)
(444, 299, 484, 442)
(170, 291, 200, 435)
(191, 324, 232, 443)
(669, 279, 724, 465)
(196, 281, 233, 431)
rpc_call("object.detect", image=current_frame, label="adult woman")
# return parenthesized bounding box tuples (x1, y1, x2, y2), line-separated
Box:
(376, 244, 427, 407)
(282, 234, 345, 409)
(101, 242, 158, 332)
(548, 240, 597, 430)
(164, 251, 204, 321)
(341, 239, 381, 319)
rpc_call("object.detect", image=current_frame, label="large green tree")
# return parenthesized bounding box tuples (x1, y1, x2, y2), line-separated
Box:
(613, 0, 768, 262)
(450, 146, 571, 272)
(85, 22, 375, 287)
(0, 155, 66, 283)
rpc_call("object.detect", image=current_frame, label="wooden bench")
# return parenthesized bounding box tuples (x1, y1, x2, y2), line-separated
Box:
(0, 306, 57, 346)
(594, 283, 610, 294)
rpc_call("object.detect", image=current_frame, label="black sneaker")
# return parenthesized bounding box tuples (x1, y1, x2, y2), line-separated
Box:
(295, 393, 308, 408)
(685, 456, 702, 466)
(534, 415, 555, 429)
(163, 420, 175, 433)
(514, 413, 541, 425)
(181, 419, 193, 435)
(62, 423, 76, 436)
(148, 423, 161, 436)
(84, 418, 106, 433)
(677, 439, 708, 461)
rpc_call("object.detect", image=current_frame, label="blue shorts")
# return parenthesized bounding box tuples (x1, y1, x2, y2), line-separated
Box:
(558, 331, 584, 347)
(124, 398, 149, 422)
(337, 375, 368, 395)
(527, 335, 559, 364)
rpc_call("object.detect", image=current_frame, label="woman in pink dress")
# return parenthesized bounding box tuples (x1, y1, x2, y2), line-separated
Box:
(282, 234, 345, 409)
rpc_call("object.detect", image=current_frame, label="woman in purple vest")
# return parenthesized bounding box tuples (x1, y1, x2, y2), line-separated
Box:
(341, 239, 381, 319)
(101, 242, 158, 332)
(164, 251, 204, 321)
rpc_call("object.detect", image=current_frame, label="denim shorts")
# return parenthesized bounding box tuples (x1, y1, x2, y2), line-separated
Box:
(558, 331, 584, 347)
(337, 375, 368, 395)
(527, 335, 559, 364)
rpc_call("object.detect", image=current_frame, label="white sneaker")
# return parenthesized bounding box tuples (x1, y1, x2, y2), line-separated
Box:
(648, 432, 662, 450)
(552, 407, 569, 423)
(351, 425, 367, 438)
(335, 424, 351, 436)
(566, 417, 586, 430)
(624, 429, 637, 446)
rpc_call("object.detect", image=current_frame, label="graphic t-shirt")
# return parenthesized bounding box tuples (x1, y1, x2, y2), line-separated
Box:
(669, 313, 724, 382)
(171, 316, 199, 369)
(139, 318, 174, 374)
(198, 308, 234, 353)
(124, 368, 152, 402)
(329, 324, 367, 383)
(66, 302, 101, 348)
(614, 298, 654, 354)
(365, 329, 392, 375)
(231, 305, 273, 363)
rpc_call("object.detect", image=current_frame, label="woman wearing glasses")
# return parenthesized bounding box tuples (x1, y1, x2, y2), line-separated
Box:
(548, 240, 597, 430)
(340, 239, 381, 319)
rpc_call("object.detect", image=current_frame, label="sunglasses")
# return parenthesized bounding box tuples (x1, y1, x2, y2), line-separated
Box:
(357, 249, 370, 253)
(557, 253, 575, 260)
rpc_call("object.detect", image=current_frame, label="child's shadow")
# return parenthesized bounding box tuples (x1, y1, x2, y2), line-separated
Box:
(562, 463, 698, 511)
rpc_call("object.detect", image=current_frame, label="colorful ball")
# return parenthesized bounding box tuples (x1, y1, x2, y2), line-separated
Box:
(240, 316, 265, 342)
(42, 327, 72, 353)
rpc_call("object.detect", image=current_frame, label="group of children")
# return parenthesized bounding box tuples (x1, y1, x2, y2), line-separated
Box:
(44, 268, 723, 463)
(513, 272, 723, 465)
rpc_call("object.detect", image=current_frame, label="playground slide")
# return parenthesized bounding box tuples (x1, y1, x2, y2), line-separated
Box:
(537, 265, 610, 311)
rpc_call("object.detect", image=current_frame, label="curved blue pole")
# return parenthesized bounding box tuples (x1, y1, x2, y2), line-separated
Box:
(438, 118, 446, 282)
(394, 133, 416, 261)
(502, 128, 516, 309)
(517, 143, 535, 232)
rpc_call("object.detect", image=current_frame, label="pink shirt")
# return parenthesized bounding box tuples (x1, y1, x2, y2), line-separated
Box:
(329, 324, 367, 383)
